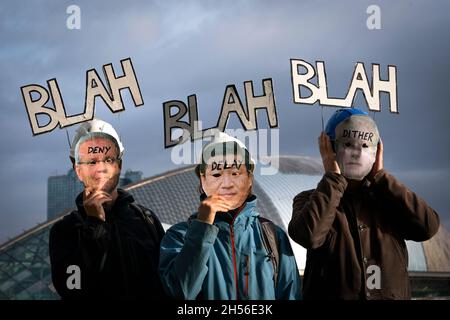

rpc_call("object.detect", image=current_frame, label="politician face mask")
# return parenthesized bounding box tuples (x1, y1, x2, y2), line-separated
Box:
(334, 115, 380, 181)
(200, 154, 252, 210)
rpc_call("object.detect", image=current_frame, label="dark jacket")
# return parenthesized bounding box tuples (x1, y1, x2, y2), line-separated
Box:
(49, 188, 167, 299)
(288, 170, 440, 300)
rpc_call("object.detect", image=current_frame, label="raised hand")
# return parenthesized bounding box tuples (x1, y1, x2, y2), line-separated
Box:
(318, 132, 341, 175)
(197, 194, 233, 225)
(82, 180, 113, 221)
(369, 139, 384, 180)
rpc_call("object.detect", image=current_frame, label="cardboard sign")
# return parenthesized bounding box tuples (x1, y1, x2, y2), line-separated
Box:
(163, 79, 278, 148)
(21, 58, 143, 135)
(21, 57, 398, 148)
(290, 59, 398, 113)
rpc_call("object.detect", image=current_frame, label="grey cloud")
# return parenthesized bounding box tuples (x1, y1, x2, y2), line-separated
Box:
(1, 0, 449, 243)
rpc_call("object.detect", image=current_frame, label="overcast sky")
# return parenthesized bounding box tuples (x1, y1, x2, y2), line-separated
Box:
(1, 0, 449, 243)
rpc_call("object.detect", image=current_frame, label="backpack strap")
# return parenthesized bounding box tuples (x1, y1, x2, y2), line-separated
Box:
(258, 216, 280, 288)
(130, 203, 165, 243)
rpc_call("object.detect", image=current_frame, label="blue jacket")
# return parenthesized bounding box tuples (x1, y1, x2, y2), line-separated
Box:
(159, 197, 301, 300)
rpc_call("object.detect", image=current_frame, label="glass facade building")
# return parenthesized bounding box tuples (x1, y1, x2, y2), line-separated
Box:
(47, 169, 83, 221)
(0, 220, 58, 299)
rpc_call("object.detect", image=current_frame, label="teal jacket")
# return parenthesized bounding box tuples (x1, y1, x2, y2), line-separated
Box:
(159, 197, 301, 300)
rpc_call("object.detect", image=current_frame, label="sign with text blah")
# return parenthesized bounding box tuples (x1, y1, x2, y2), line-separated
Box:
(20, 58, 143, 135)
(290, 59, 398, 113)
(20, 57, 398, 147)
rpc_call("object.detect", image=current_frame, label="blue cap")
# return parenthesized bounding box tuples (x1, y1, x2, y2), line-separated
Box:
(325, 108, 369, 140)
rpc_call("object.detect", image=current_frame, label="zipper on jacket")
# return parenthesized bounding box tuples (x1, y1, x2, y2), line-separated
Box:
(228, 204, 245, 300)
(113, 219, 130, 297)
(347, 198, 368, 298)
(230, 225, 239, 300)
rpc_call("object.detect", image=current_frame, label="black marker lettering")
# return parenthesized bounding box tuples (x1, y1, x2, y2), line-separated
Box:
(343, 129, 349, 138)
(87, 146, 112, 154)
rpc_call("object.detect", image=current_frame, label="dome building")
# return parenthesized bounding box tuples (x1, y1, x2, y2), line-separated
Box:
(0, 156, 449, 299)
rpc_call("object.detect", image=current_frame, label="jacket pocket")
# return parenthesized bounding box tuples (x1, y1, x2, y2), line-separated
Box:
(243, 254, 250, 298)
(319, 230, 337, 277)
(240, 248, 274, 299)
(391, 236, 408, 271)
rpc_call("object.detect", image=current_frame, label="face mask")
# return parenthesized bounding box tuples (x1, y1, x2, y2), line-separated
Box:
(201, 155, 252, 210)
(334, 115, 379, 181)
(75, 137, 121, 194)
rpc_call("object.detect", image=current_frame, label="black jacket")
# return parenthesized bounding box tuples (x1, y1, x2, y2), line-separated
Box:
(49, 188, 167, 299)
(289, 170, 440, 300)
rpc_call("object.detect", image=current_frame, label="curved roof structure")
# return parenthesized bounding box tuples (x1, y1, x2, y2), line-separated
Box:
(0, 156, 449, 299)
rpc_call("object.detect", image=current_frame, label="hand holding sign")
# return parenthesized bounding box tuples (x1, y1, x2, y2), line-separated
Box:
(198, 194, 233, 225)
(319, 132, 341, 175)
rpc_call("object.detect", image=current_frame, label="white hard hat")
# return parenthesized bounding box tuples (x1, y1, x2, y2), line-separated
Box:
(197, 132, 255, 174)
(69, 119, 124, 160)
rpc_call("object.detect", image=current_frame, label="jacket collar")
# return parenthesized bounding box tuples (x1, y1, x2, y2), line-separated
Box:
(75, 188, 134, 217)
